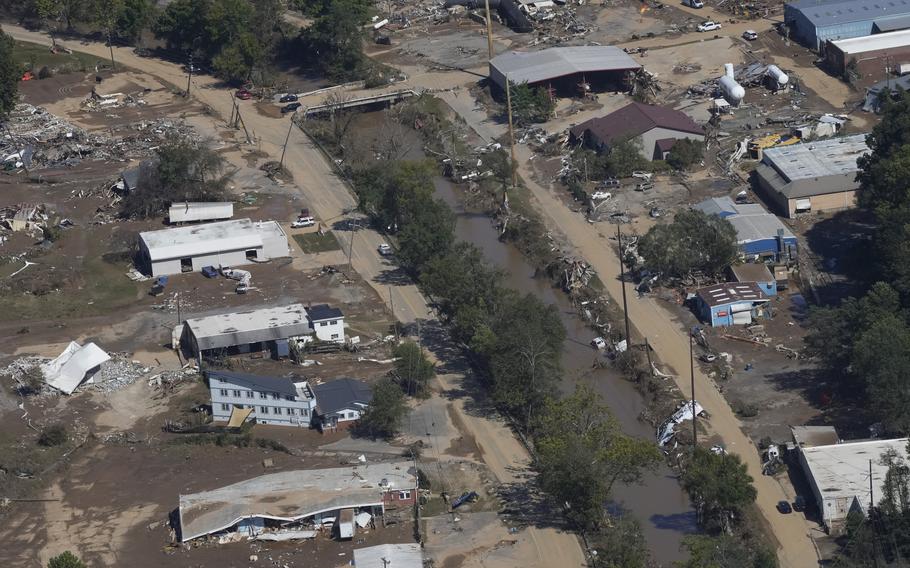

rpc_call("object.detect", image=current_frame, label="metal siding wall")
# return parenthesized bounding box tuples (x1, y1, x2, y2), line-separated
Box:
(151, 259, 183, 277)
(740, 238, 778, 256)
(191, 250, 250, 272)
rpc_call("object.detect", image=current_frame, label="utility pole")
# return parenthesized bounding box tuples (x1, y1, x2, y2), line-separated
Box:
(645, 337, 654, 381)
(107, 30, 116, 71)
(690, 330, 697, 445)
(280, 111, 296, 169)
(616, 225, 632, 347)
(185, 52, 193, 98)
(871, 459, 880, 568)
(483, 0, 495, 60)
(505, 80, 518, 189)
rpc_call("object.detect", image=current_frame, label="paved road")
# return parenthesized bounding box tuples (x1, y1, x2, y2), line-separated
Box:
(5, 25, 587, 568)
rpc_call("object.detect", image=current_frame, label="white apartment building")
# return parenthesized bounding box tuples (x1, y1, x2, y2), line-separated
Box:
(208, 371, 316, 427)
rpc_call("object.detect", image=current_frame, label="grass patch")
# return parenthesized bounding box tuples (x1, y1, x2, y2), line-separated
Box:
(13, 40, 108, 75)
(171, 431, 292, 454)
(293, 231, 342, 254)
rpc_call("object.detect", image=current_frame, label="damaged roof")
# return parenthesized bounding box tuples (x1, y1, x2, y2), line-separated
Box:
(178, 462, 417, 542)
(185, 304, 311, 351)
(570, 102, 704, 147)
(41, 341, 110, 395)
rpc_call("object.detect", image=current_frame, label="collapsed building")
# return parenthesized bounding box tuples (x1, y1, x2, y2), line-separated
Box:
(178, 462, 417, 542)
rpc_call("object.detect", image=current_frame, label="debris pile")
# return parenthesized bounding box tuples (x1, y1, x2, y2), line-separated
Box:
(91, 355, 154, 393)
(81, 88, 149, 112)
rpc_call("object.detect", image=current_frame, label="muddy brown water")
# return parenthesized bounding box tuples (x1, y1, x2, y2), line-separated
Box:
(348, 111, 696, 564)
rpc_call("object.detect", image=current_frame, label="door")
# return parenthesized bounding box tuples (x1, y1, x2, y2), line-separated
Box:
(795, 198, 811, 213)
(732, 311, 752, 325)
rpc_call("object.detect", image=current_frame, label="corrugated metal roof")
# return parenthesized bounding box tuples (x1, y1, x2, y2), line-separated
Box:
(693, 198, 795, 245)
(140, 219, 263, 262)
(696, 282, 769, 308)
(168, 202, 234, 223)
(831, 26, 910, 53)
(874, 13, 910, 31)
(730, 263, 774, 283)
(490, 46, 640, 85)
(186, 304, 312, 351)
(762, 135, 869, 182)
(789, 0, 910, 29)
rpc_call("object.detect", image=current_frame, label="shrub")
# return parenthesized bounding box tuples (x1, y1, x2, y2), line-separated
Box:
(38, 423, 68, 447)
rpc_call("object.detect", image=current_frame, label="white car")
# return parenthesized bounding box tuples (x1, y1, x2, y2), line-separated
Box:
(631, 170, 653, 181)
(291, 216, 315, 228)
(378, 243, 393, 256)
(742, 30, 758, 41)
(697, 21, 722, 32)
(591, 191, 613, 200)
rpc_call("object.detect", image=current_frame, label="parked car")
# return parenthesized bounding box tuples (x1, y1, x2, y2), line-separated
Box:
(697, 21, 722, 32)
(378, 243, 393, 256)
(201, 266, 218, 278)
(793, 495, 807, 512)
(682, 0, 704, 7)
(777, 500, 793, 514)
(235, 89, 252, 100)
(599, 177, 621, 188)
(631, 170, 653, 181)
(742, 30, 758, 41)
(699, 353, 717, 363)
(279, 93, 299, 103)
(281, 102, 302, 114)
(591, 191, 613, 200)
(634, 182, 654, 192)
(291, 216, 315, 228)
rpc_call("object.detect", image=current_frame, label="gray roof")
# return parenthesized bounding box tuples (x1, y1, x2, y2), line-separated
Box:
(490, 46, 640, 86)
(791, 425, 840, 448)
(696, 282, 769, 308)
(874, 13, 910, 32)
(121, 166, 141, 190)
(730, 263, 774, 283)
(307, 304, 344, 322)
(762, 135, 869, 182)
(313, 378, 372, 416)
(186, 304, 311, 351)
(694, 197, 795, 244)
(788, 0, 910, 28)
(354, 544, 423, 568)
(755, 162, 859, 200)
(207, 370, 298, 398)
(178, 462, 416, 541)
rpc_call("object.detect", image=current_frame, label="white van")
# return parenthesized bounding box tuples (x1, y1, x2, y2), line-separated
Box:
(683, 0, 704, 7)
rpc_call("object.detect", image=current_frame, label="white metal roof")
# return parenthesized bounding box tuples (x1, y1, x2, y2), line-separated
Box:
(831, 27, 910, 54)
(140, 218, 263, 262)
(762, 134, 869, 182)
(354, 544, 423, 568)
(185, 304, 310, 348)
(41, 341, 111, 395)
(490, 46, 640, 85)
(168, 202, 234, 224)
(696, 282, 769, 307)
(179, 462, 416, 541)
(801, 438, 909, 523)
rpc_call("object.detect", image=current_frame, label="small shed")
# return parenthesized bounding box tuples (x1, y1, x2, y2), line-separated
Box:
(168, 202, 234, 224)
(729, 263, 777, 297)
(337, 508, 355, 540)
(694, 283, 770, 326)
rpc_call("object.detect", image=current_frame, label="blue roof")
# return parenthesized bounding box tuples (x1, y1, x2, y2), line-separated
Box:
(788, 0, 910, 28)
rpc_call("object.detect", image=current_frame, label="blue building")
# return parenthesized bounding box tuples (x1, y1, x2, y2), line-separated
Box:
(785, 0, 910, 51)
(730, 263, 777, 297)
(695, 283, 771, 327)
(694, 197, 798, 260)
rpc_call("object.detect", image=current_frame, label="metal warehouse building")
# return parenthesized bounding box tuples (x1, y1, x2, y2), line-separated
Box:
(785, 0, 910, 51)
(694, 196, 797, 259)
(826, 28, 910, 79)
(753, 134, 870, 218)
(488, 46, 641, 94)
(139, 218, 289, 276)
(694, 283, 771, 327)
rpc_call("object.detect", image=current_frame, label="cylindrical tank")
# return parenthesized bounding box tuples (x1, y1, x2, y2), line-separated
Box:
(719, 75, 745, 104)
(766, 64, 789, 87)
(724, 63, 735, 79)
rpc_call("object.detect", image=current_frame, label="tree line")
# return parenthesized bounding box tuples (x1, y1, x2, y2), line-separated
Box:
(6, 0, 378, 85)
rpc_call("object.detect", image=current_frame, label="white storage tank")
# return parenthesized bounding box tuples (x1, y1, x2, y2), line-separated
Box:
(719, 75, 745, 104)
(766, 65, 789, 87)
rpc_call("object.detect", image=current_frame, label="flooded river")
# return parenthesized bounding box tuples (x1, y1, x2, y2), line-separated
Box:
(346, 111, 696, 564)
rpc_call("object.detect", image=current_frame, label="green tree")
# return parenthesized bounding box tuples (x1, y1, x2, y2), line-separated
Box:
(680, 447, 757, 533)
(393, 341, 435, 397)
(303, 0, 371, 81)
(603, 139, 648, 178)
(509, 81, 554, 126)
(396, 196, 455, 274)
(666, 138, 704, 170)
(535, 386, 661, 529)
(38, 423, 68, 447)
(114, 0, 156, 44)
(153, 0, 209, 54)
(591, 515, 651, 568)
(851, 315, 910, 434)
(355, 378, 408, 439)
(351, 160, 436, 232)
(0, 27, 18, 122)
(483, 292, 566, 425)
(48, 552, 86, 568)
(121, 138, 232, 218)
(638, 209, 738, 279)
(675, 535, 777, 568)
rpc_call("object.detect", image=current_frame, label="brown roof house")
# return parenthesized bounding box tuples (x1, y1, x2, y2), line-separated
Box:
(570, 102, 705, 161)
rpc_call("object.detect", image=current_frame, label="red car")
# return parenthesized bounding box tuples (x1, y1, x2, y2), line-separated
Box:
(235, 89, 252, 100)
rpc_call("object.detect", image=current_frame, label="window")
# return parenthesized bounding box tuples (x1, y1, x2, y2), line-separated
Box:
(221, 403, 230, 411)
(260, 406, 269, 414)
(398, 490, 411, 500)
(274, 407, 281, 414)
(287, 408, 296, 415)
(285, 395, 294, 401)
(330, 320, 338, 325)
(260, 392, 267, 399)
(301, 409, 309, 417)
(233, 390, 241, 397)
(246, 391, 254, 398)
(320, 322, 328, 327)
(220, 389, 228, 396)
(331, 334, 339, 339)
(272, 393, 279, 400)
